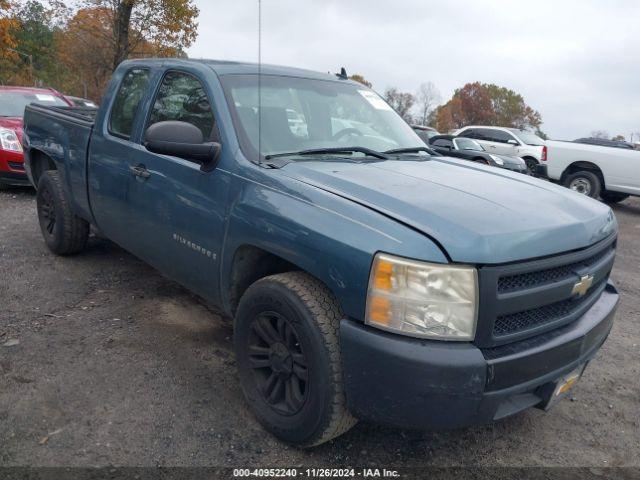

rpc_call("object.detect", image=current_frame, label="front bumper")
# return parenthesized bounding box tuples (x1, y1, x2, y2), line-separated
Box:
(340, 282, 618, 429)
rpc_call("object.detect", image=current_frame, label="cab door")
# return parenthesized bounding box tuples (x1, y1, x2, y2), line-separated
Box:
(483, 129, 520, 156)
(88, 67, 153, 247)
(123, 69, 230, 302)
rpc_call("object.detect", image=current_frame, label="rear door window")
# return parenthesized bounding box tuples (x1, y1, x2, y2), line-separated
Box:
(459, 128, 479, 139)
(109, 68, 151, 139)
(482, 129, 513, 143)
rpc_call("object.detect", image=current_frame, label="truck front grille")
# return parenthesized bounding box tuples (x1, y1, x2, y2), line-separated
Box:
(497, 245, 614, 293)
(475, 235, 616, 348)
(493, 279, 607, 336)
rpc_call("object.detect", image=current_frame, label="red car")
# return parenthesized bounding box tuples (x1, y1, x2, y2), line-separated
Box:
(0, 86, 72, 188)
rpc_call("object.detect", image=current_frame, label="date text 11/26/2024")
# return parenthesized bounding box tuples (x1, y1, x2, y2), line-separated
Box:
(233, 468, 400, 478)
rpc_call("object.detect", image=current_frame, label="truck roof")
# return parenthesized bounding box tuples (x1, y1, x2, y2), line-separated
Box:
(121, 58, 355, 83)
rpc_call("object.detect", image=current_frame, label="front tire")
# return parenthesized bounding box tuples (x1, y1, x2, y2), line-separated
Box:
(234, 272, 356, 447)
(563, 170, 601, 198)
(600, 191, 629, 204)
(36, 170, 89, 255)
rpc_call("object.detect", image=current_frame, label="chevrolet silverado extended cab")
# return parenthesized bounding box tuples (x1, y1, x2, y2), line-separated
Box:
(23, 59, 619, 447)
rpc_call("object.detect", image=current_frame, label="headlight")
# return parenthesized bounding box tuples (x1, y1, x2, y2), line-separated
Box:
(365, 253, 478, 340)
(490, 154, 504, 165)
(0, 127, 22, 152)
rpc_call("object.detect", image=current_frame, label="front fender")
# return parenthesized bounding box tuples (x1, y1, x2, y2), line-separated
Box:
(221, 171, 448, 320)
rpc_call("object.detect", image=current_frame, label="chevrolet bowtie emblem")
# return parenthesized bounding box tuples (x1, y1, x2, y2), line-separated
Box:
(572, 274, 594, 297)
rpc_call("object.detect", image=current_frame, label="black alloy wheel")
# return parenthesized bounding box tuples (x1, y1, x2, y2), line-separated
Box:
(248, 311, 308, 416)
(38, 184, 57, 236)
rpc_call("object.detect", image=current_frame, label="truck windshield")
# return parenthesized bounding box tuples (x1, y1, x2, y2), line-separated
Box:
(220, 74, 424, 161)
(0, 91, 68, 117)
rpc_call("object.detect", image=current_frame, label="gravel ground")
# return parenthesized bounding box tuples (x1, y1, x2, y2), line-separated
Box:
(1, 186, 639, 468)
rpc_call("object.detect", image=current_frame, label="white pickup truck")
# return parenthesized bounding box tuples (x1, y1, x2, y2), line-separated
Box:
(540, 140, 640, 203)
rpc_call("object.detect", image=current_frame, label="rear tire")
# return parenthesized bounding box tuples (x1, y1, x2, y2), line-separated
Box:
(563, 170, 601, 199)
(234, 271, 357, 447)
(600, 191, 629, 204)
(524, 157, 538, 176)
(36, 170, 89, 255)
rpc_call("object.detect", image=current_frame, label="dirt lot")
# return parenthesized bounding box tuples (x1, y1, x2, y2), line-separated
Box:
(1, 186, 639, 468)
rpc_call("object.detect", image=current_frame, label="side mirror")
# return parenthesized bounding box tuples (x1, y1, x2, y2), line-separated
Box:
(507, 139, 519, 146)
(144, 120, 220, 172)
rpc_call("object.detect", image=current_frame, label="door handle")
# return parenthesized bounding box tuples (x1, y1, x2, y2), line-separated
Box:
(129, 164, 150, 179)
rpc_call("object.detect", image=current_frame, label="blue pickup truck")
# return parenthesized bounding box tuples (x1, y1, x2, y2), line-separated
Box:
(23, 59, 619, 447)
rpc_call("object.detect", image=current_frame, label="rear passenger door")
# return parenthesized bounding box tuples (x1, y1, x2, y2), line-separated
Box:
(89, 67, 152, 247)
(482, 129, 519, 156)
(124, 69, 230, 301)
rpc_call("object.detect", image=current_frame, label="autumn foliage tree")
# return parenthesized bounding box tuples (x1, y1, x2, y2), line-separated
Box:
(57, 7, 117, 99)
(434, 82, 543, 134)
(0, 0, 199, 101)
(76, 0, 199, 70)
(384, 87, 415, 122)
(0, 0, 19, 63)
(349, 74, 372, 88)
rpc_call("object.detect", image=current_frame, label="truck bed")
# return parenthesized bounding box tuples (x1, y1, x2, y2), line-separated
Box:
(26, 104, 98, 126)
(24, 104, 98, 220)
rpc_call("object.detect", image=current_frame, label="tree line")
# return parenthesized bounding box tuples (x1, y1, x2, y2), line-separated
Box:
(350, 75, 547, 137)
(0, 0, 199, 101)
(1, 3, 632, 142)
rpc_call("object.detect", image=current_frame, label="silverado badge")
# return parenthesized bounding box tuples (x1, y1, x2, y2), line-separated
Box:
(572, 274, 594, 297)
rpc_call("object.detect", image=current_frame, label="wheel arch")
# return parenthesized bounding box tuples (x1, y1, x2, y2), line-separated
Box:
(561, 161, 605, 187)
(225, 244, 303, 316)
(27, 148, 57, 189)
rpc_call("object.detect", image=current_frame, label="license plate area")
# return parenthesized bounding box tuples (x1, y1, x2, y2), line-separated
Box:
(537, 363, 587, 411)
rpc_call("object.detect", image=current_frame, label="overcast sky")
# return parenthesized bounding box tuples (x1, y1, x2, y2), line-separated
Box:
(187, 0, 640, 140)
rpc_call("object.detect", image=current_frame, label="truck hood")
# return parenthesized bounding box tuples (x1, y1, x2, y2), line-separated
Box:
(280, 156, 616, 264)
(0, 116, 24, 142)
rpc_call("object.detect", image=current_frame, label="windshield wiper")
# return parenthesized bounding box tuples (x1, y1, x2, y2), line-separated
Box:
(264, 146, 389, 160)
(384, 146, 437, 156)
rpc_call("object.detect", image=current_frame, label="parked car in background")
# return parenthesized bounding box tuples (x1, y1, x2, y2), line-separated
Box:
(454, 126, 547, 175)
(64, 95, 98, 108)
(573, 137, 635, 150)
(540, 140, 640, 203)
(428, 134, 528, 173)
(0, 86, 72, 188)
(411, 124, 440, 143)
